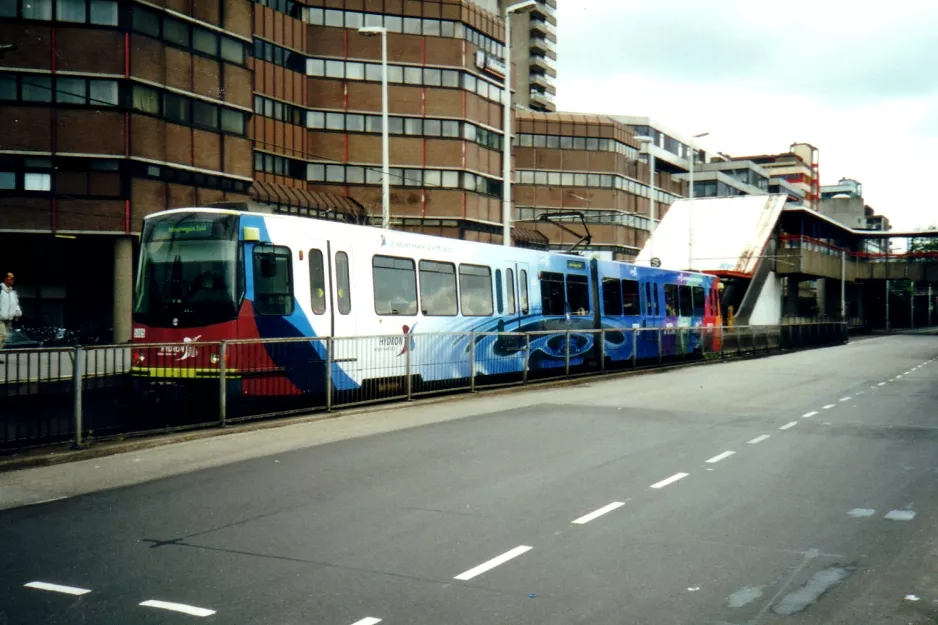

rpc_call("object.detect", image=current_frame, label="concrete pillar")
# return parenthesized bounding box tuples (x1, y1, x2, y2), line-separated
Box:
(113, 236, 134, 344)
(784, 278, 799, 317)
(816, 278, 827, 318)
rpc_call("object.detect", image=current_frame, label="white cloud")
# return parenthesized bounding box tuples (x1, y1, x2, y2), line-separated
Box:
(553, 1, 938, 230)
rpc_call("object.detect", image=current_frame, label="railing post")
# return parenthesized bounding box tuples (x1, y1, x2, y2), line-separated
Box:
(218, 341, 227, 427)
(522, 333, 530, 385)
(735, 326, 742, 356)
(72, 346, 84, 449)
(657, 328, 663, 365)
(631, 327, 638, 368)
(325, 337, 333, 412)
(405, 334, 413, 401)
(680, 328, 687, 360)
(469, 332, 476, 392)
(599, 329, 606, 372)
(564, 330, 571, 376)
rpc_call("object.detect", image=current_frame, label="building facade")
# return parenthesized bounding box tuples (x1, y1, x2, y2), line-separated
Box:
(500, 0, 556, 112)
(735, 143, 820, 209)
(1, 0, 254, 338)
(513, 111, 686, 260)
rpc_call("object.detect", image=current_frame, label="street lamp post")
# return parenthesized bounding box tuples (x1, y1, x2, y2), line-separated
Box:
(635, 135, 655, 263)
(687, 131, 709, 271)
(358, 26, 390, 229)
(501, 0, 538, 247)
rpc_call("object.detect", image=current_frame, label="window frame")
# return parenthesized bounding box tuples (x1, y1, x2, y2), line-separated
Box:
(308, 248, 326, 315)
(566, 274, 591, 316)
(419, 259, 458, 317)
(458, 263, 494, 317)
(601, 277, 622, 317)
(252, 244, 295, 316)
(372, 254, 418, 316)
(335, 251, 351, 315)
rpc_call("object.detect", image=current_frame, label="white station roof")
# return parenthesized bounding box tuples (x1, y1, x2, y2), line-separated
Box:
(635, 194, 788, 274)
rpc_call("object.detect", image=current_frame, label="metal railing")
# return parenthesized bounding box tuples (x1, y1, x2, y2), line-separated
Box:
(0, 323, 848, 452)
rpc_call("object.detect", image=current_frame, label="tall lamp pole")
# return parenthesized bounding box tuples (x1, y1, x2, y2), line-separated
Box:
(501, 0, 538, 246)
(359, 26, 390, 229)
(687, 131, 709, 270)
(635, 135, 656, 263)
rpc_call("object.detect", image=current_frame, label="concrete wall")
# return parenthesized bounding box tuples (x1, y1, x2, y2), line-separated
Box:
(749, 272, 783, 325)
(818, 197, 866, 229)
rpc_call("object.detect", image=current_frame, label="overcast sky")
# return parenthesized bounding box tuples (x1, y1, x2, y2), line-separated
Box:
(554, 0, 938, 231)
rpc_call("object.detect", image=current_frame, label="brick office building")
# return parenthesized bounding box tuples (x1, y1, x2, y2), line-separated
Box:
(1, 0, 255, 340)
(514, 111, 686, 260)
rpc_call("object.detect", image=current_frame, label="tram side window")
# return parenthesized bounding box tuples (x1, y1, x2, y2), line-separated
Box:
(335, 251, 351, 315)
(373, 255, 417, 315)
(253, 244, 294, 315)
(645, 282, 653, 316)
(459, 264, 493, 316)
(308, 249, 326, 315)
(602, 277, 622, 317)
(540, 271, 566, 315)
(419, 260, 457, 316)
(520, 269, 529, 313)
(679, 285, 693, 317)
(506, 268, 516, 314)
(567, 274, 590, 316)
(692, 285, 705, 317)
(495, 269, 504, 314)
(622, 279, 640, 315)
(664, 284, 678, 316)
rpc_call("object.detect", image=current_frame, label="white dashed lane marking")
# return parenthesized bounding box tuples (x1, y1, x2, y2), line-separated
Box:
(822, 404, 836, 410)
(24, 582, 91, 596)
(748, 435, 771, 445)
(572, 501, 627, 525)
(706, 451, 736, 464)
(878, 382, 887, 386)
(802, 411, 819, 418)
(650, 472, 689, 489)
(350, 618, 383, 625)
(454, 546, 532, 581)
(139, 600, 216, 617)
(884, 510, 916, 521)
(779, 421, 798, 431)
(839, 397, 851, 402)
(847, 508, 876, 518)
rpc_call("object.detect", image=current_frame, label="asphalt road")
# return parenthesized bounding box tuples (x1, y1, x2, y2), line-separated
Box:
(3, 334, 938, 624)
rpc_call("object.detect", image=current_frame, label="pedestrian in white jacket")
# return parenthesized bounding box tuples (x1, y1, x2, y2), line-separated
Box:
(0, 272, 23, 350)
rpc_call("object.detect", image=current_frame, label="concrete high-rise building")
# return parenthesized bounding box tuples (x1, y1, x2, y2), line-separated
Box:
(735, 143, 820, 209)
(500, 0, 556, 112)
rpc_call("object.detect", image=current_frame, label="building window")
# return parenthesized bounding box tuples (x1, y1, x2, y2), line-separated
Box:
(163, 92, 191, 124)
(24, 173, 52, 191)
(23, 0, 53, 19)
(253, 245, 294, 316)
(192, 100, 219, 130)
(132, 84, 161, 114)
(56, 77, 86, 103)
(22, 75, 52, 102)
(0, 172, 15, 190)
(89, 0, 117, 25)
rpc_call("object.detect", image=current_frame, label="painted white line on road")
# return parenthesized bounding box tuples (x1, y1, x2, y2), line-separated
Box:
(884, 510, 916, 521)
(822, 404, 836, 410)
(878, 382, 887, 386)
(650, 472, 689, 489)
(350, 618, 383, 625)
(572, 501, 627, 525)
(139, 600, 216, 617)
(779, 421, 798, 431)
(839, 397, 851, 402)
(454, 546, 532, 581)
(706, 451, 736, 464)
(847, 508, 875, 518)
(24, 582, 91, 596)
(748, 435, 771, 445)
(802, 411, 819, 418)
